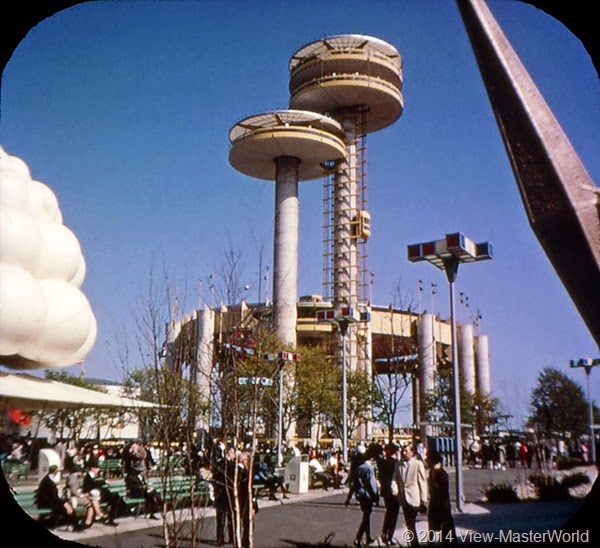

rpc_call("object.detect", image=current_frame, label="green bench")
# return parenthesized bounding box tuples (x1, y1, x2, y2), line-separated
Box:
(151, 476, 211, 508)
(99, 458, 122, 478)
(13, 488, 53, 521)
(2, 459, 30, 479)
(12, 487, 88, 529)
(106, 481, 147, 516)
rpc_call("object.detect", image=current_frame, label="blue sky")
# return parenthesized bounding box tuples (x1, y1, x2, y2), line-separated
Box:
(1, 0, 598, 428)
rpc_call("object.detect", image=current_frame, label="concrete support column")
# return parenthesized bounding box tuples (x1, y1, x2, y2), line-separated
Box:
(474, 334, 491, 396)
(458, 323, 475, 394)
(195, 307, 215, 431)
(417, 313, 436, 439)
(273, 156, 300, 347)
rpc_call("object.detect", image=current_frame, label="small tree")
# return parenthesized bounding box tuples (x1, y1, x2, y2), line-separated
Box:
(295, 343, 339, 443)
(526, 367, 599, 438)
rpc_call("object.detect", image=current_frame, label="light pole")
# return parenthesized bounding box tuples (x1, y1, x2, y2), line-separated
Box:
(263, 351, 301, 466)
(407, 232, 492, 512)
(317, 306, 369, 463)
(569, 357, 600, 464)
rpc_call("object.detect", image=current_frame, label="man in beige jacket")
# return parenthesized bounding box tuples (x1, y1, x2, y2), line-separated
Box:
(393, 444, 428, 546)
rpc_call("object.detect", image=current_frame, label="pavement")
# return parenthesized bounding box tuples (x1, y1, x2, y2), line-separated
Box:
(31, 465, 594, 547)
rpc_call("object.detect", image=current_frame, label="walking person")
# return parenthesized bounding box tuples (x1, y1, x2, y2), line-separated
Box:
(393, 443, 428, 547)
(378, 443, 401, 546)
(352, 444, 380, 547)
(344, 445, 367, 506)
(426, 449, 456, 544)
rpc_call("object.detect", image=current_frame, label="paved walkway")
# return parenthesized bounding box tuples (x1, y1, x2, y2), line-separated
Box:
(43, 466, 593, 547)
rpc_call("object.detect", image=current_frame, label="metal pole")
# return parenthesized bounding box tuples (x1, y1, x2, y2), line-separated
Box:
(341, 324, 348, 464)
(445, 257, 464, 512)
(586, 368, 596, 464)
(278, 363, 284, 467)
(334, 319, 351, 464)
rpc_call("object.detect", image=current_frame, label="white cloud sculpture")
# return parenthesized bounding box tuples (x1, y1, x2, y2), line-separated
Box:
(0, 146, 97, 369)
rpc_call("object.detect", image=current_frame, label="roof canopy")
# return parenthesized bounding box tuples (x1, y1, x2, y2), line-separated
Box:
(0, 372, 159, 411)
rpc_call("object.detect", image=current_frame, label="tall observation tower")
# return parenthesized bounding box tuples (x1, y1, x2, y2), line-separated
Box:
(288, 35, 404, 378)
(229, 110, 347, 347)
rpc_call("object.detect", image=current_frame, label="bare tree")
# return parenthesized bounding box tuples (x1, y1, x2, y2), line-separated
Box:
(119, 262, 211, 548)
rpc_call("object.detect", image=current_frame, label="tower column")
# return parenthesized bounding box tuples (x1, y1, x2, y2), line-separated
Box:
(417, 313, 436, 439)
(458, 323, 476, 394)
(273, 156, 300, 347)
(474, 334, 491, 396)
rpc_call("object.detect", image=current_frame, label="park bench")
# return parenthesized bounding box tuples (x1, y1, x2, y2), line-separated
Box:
(2, 459, 30, 479)
(106, 480, 146, 517)
(151, 476, 211, 508)
(12, 487, 89, 529)
(99, 458, 122, 478)
(12, 488, 54, 521)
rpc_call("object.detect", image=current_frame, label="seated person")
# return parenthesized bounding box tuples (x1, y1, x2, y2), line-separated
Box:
(82, 461, 123, 525)
(252, 455, 289, 501)
(125, 469, 162, 519)
(35, 465, 81, 530)
(66, 463, 105, 527)
(325, 450, 343, 489)
(308, 457, 333, 490)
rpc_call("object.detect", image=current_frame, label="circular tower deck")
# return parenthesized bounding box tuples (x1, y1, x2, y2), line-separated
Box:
(288, 34, 404, 134)
(229, 110, 347, 181)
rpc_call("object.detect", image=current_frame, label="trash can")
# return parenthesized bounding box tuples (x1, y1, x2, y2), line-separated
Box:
(38, 448, 61, 482)
(284, 455, 309, 494)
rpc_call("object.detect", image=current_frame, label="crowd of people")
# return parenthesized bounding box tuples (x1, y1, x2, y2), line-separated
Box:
(32, 439, 164, 532)
(4, 432, 594, 544)
(462, 434, 593, 471)
(341, 441, 453, 547)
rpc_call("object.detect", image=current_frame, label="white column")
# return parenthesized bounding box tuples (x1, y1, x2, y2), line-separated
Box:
(474, 334, 491, 396)
(195, 307, 215, 431)
(458, 323, 476, 394)
(417, 313, 436, 438)
(273, 156, 300, 347)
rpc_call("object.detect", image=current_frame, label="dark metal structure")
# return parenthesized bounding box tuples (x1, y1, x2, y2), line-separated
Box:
(457, 0, 600, 346)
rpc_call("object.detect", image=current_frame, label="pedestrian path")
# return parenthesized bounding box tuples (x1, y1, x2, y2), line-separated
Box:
(51, 487, 585, 547)
(16, 465, 596, 547)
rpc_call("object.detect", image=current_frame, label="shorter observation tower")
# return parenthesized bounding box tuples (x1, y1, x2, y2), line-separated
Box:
(229, 110, 347, 347)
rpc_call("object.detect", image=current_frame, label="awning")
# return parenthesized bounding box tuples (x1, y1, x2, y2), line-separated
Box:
(0, 372, 159, 411)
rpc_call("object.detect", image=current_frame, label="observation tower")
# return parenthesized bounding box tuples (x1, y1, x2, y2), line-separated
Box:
(229, 110, 347, 347)
(288, 34, 403, 376)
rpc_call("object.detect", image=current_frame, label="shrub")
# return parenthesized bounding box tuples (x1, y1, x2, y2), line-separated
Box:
(560, 471, 591, 489)
(556, 456, 584, 470)
(528, 473, 571, 501)
(483, 482, 519, 503)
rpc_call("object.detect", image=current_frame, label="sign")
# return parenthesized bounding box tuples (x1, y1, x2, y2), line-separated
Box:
(238, 377, 273, 386)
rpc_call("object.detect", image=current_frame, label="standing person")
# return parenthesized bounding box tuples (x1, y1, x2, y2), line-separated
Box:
(212, 444, 234, 546)
(352, 444, 380, 547)
(344, 445, 367, 506)
(426, 450, 456, 545)
(129, 440, 148, 477)
(379, 443, 401, 546)
(235, 451, 253, 548)
(394, 444, 428, 547)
